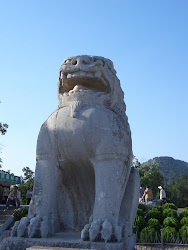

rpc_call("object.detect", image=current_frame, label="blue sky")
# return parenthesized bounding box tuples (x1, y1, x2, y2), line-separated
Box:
(0, 0, 188, 176)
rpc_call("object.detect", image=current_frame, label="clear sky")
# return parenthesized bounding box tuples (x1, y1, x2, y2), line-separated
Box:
(0, 0, 188, 177)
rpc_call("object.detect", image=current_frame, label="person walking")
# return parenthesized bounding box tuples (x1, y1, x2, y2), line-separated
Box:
(158, 186, 166, 204)
(142, 186, 153, 203)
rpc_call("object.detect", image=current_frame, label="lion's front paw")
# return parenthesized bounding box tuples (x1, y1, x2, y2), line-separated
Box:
(11, 215, 54, 238)
(81, 219, 123, 242)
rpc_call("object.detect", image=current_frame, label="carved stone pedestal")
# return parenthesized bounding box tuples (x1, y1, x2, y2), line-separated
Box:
(0, 232, 136, 250)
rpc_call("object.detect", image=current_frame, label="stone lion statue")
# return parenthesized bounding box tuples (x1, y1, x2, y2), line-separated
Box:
(12, 55, 139, 246)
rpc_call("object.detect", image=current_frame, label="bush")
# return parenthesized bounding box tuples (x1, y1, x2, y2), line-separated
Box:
(179, 225, 188, 239)
(140, 227, 157, 242)
(147, 218, 160, 231)
(179, 208, 188, 220)
(134, 215, 147, 231)
(151, 205, 162, 213)
(133, 225, 139, 234)
(163, 226, 177, 242)
(162, 208, 178, 220)
(13, 207, 28, 221)
(180, 217, 188, 227)
(137, 208, 144, 217)
(147, 209, 162, 223)
(163, 217, 178, 230)
(138, 204, 147, 212)
(162, 203, 178, 211)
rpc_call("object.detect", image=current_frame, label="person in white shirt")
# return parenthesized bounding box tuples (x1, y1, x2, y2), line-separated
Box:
(6, 185, 21, 209)
(158, 185, 166, 205)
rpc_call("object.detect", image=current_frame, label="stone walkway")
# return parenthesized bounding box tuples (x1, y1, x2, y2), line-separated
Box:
(135, 245, 188, 250)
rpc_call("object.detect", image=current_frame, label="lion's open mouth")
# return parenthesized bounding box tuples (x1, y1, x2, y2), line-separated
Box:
(62, 71, 110, 93)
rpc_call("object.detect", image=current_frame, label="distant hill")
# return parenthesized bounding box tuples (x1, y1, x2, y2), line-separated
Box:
(142, 156, 188, 183)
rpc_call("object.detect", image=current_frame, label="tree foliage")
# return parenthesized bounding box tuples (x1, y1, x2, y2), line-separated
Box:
(18, 167, 34, 204)
(134, 214, 147, 232)
(132, 156, 141, 168)
(179, 208, 188, 220)
(22, 167, 34, 182)
(140, 227, 156, 240)
(163, 226, 177, 241)
(165, 174, 188, 207)
(0, 124, 8, 167)
(134, 203, 188, 241)
(163, 217, 179, 230)
(146, 209, 162, 223)
(142, 157, 188, 183)
(136, 164, 164, 198)
(0, 102, 8, 168)
(138, 203, 147, 212)
(147, 218, 160, 231)
(162, 208, 178, 220)
(179, 225, 188, 239)
(180, 217, 188, 227)
(162, 203, 178, 211)
(13, 207, 28, 221)
(0, 122, 8, 135)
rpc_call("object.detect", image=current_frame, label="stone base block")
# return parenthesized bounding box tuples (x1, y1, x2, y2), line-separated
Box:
(0, 232, 136, 250)
(27, 247, 97, 250)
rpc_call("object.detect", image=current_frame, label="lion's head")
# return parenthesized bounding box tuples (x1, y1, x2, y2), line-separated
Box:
(58, 55, 126, 116)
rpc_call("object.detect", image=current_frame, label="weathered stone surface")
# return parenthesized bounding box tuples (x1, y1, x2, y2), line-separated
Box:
(9, 55, 139, 249)
(0, 232, 135, 250)
(27, 247, 97, 250)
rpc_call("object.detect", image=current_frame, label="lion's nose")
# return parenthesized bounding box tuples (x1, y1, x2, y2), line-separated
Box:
(71, 56, 90, 66)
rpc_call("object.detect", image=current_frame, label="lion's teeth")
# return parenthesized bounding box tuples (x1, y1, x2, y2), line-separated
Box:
(94, 71, 101, 78)
(66, 71, 96, 78)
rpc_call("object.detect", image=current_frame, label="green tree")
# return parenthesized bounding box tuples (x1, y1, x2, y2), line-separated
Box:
(0, 102, 8, 168)
(0, 124, 8, 168)
(165, 174, 188, 207)
(132, 156, 141, 168)
(0, 122, 8, 135)
(22, 167, 34, 183)
(18, 167, 34, 204)
(137, 164, 164, 198)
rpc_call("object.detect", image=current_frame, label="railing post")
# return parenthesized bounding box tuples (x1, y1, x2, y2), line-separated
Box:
(161, 228, 164, 250)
